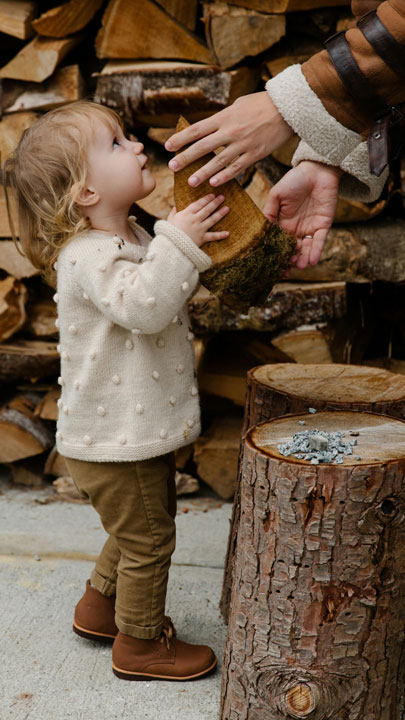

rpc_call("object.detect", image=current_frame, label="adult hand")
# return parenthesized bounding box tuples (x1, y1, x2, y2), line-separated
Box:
(264, 161, 342, 269)
(165, 92, 293, 188)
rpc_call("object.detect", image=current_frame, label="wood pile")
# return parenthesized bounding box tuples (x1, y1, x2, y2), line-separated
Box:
(0, 0, 404, 500)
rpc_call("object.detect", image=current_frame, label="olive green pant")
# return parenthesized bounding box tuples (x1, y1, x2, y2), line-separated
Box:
(65, 453, 177, 640)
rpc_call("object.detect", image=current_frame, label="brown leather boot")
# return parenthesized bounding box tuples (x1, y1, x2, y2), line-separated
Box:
(73, 580, 118, 642)
(112, 617, 217, 681)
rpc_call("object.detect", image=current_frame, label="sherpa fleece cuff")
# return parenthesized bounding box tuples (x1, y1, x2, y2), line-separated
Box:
(154, 220, 212, 273)
(266, 64, 362, 165)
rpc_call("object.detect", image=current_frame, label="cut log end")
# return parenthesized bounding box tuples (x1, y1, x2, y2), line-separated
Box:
(174, 116, 296, 310)
(250, 411, 405, 466)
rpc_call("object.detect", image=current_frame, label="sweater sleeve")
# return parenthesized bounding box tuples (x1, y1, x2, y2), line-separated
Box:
(302, 0, 405, 134)
(70, 223, 211, 334)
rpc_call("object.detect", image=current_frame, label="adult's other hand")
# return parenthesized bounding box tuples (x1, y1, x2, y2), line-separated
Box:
(264, 161, 342, 269)
(165, 92, 293, 188)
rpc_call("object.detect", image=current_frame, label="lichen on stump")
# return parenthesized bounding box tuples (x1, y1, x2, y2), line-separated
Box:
(221, 410, 405, 720)
(173, 116, 296, 311)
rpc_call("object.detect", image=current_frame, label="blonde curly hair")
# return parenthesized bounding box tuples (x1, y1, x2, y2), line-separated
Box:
(2, 100, 125, 288)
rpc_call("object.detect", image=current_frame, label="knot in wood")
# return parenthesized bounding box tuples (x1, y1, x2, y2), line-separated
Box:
(376, 497, 400, 524)
(286, 684, 314, 717)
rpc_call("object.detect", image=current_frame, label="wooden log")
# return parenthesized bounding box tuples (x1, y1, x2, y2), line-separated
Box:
(203, 3, 285, 68)
(218, 0, 350, 12)
(34, 387, 59, 421)
(147, 127, 175, 146)
(0, 0, 36, 40)
(2, 65, 85, 114)
(272, 325, 333, 364)
(289, 219, 405, 283)
(263, 38, 323, 78)
(95, 0, 214, 63)
(174, 116, 296, 311)
(24, 299, 58, 338)
(0, 392, 54, 462)
(44, 445, 68, 476)
(32, 0, 103, 37)
(220, 363, 405, 621)
(0, 276, 27, 341)
(198, 331, 292, 406)
(155, 0, 198, 30)
(221, 410, 405, 720)
(0, 35, 81, 83)
(8, 455, 45, 486)
(0, 241, 38, 277)
(0, 111, 38, 164)
(94, 61, 258, 128)
(0, 339, 59, 382)
(194, 415, 243, 499)
(188, 281, 347, 334)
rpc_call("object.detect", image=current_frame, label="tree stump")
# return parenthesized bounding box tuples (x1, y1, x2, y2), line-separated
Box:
(220, 364, 405, 620)
(221, 411, 405, 720)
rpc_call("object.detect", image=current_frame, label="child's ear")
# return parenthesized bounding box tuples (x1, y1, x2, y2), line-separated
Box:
(72, 182, 99, 208)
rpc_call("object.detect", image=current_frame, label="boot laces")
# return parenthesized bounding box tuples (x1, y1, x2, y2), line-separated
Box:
(160, 616, 176, 650)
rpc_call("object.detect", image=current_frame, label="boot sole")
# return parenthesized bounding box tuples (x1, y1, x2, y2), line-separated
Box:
(73, 621, 117, 643)
(112, 657, 217, 682)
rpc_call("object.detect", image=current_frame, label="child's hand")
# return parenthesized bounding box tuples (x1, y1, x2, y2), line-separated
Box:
(167, 194, 229, 247)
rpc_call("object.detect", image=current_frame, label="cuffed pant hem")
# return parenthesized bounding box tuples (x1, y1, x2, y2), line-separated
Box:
(115, 615, 163, 640)
(90, 569, 116, 597)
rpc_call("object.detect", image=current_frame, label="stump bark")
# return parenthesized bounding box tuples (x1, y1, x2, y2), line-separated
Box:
(221, 411, 405, 720)
(220, 363, 405, 620)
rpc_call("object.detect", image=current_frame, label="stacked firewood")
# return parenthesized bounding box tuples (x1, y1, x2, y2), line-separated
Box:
(0, 0, 404, 499)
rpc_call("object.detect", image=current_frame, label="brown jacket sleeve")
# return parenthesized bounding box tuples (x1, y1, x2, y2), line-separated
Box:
(302, 0, 405, 133)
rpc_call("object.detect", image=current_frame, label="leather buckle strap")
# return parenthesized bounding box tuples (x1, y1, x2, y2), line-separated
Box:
(368, 107, 404, 176)
(357, 10, 405, 83)
(324, 31, 388, 119)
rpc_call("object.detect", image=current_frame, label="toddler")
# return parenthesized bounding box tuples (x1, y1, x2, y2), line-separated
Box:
(3, 100, 230, 681)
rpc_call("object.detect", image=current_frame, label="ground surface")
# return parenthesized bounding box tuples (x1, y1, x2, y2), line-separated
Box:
(0, 472, 232, 720)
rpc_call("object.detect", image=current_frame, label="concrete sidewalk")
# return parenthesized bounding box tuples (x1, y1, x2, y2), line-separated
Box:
(0, 473, 232, 720)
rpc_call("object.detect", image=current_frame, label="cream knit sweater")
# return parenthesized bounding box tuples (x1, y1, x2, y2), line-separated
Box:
(55, 217, 211, 462)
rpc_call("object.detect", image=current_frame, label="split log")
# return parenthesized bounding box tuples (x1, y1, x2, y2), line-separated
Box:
(203, 3, 285, 68)
(198, 332, 292, 406)
(366, 358, 405, 376)
(272, 325, 333, 364)
(0, 339, 59, 382)
(194, 415, 243, 499)
(44, 445, 68, 476)
(34, 387, 59, 421)
(0, 111, 38, 164)
(0, 392, 54, 462)
(221, 410, 405, 720)
(32, 0, 103, 37)
(220, 0, 350, 12)
(0, 276, 27, 341)
(188, 281, 346, 334)
(0, 0, 36, 40)
(24, 299, 58, 338)
(2, 65, 85, 114)
(289, 219, 405, 283)
(0, 241, 38, 277)
(220, 363, 405, 621)
(94, 61, 258, 128)
(174, 116, 296, 311)
(95, 0, 214, 63)
(0, 35, 81, 83)
(8, 455, 45, 486)
(155, 0, 198, 30)
(263, 38, 323, 78)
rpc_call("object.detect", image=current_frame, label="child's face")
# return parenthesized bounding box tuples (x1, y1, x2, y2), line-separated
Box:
(84, 117, 156, 211)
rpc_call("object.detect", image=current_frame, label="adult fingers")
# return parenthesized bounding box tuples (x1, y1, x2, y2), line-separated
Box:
(263, 188, 280, 223)
(181, 146, 241, 188)
(309, 228, 328, 266)
(165, 114, 222, 152)
(295, 236, 313, 269)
